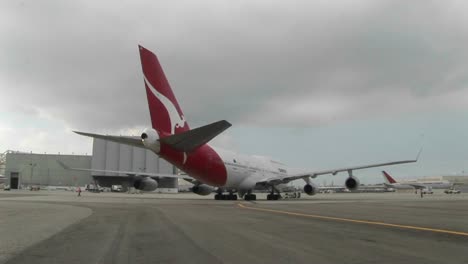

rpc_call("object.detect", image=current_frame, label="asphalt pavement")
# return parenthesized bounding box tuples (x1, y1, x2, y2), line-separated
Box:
(0, 191, 467, 264)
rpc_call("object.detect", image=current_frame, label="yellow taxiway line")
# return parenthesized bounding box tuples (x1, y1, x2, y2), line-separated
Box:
(238, 203, 468, 237)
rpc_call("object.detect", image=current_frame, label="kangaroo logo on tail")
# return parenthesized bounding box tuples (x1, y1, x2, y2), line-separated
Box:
(144, 76, 187, 135)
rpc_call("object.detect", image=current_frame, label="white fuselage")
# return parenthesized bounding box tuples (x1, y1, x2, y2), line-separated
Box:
(386, 180, 452, 190)
(213, 147, 292, 192)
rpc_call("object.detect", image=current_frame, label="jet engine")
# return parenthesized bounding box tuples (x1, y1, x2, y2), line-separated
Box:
(192, 184, 214, 196)
(133, 177, 158, 192)
(303, 183, 318, 196)
(345, 176, 360, 191)
(141, 128, 160, 153)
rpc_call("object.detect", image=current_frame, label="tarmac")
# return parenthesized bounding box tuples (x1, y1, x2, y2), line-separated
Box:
(0, 190, 467, 264)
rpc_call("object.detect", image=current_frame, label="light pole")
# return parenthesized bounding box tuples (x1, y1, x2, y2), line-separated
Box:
(29, 163, 36, 187)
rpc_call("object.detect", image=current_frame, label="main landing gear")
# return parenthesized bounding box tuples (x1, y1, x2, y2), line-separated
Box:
(244, 193, 256, 201)
(266, 193, 280, 200)
(214, 193, 238, 200)
(266, 186, 281, 200)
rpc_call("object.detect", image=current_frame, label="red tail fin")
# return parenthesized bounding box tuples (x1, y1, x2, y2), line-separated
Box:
(382, 171, 397, 184)
(139, 45, 190, 137)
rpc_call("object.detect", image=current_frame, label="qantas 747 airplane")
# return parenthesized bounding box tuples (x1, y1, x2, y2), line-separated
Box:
(61, 45, 419, 201)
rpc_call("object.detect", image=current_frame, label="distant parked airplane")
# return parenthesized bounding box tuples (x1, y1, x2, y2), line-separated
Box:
(382, 171, 452, 193)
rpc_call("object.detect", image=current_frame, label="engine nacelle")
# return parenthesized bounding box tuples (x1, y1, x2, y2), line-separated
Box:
(345, 176, 360, 191)
(133, 177, 158, 192)
(192, 184, 214, 196)
(303, 183, 318, 196)
(237, 177, 257, 198)
(141, 128, 160, 153)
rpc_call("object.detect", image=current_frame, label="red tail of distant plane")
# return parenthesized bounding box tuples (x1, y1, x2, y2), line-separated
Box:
(382, 171, 397, 184)
(139, 45, 190, 137)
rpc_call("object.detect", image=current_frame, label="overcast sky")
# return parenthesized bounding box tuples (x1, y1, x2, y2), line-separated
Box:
(2, 0, 468, 184)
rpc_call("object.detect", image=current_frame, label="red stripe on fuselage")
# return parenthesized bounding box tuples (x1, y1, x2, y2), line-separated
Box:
(159, 144, 227, 187)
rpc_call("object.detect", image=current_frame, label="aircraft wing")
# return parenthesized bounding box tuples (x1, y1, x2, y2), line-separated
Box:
(258, 154, 420, 186)
(318, 186, 347, 190)
(74, 131, 145, 148)
(407, 184, 426, 189)
(57, 160, 192, 180)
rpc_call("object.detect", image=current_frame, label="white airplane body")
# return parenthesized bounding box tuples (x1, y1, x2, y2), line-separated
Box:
(61, 45, 419, 200)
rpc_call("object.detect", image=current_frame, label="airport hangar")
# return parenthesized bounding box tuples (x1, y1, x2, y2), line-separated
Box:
(2, 147, 468, 192)
(1, 139, 179, 192)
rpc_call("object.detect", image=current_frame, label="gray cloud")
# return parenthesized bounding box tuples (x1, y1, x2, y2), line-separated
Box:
(1, 0, 468, 132)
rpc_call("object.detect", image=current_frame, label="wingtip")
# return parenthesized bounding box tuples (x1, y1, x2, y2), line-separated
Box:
(416, 147, 423, 161)
(222, 120, 232, 127)
(213, 120, 232, 129)
(73, 131, 87, 136)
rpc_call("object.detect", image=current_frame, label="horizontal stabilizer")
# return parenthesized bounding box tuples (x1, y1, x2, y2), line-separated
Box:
(159, 120, 231, 152)
(56, 160, 192, 180)
(74, 131, 144, 148)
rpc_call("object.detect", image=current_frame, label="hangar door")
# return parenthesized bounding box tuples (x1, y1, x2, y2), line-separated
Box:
(10, 172, 19, 189)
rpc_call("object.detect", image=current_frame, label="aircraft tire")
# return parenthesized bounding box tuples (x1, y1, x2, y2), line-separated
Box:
(244, 194, 254, 201)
